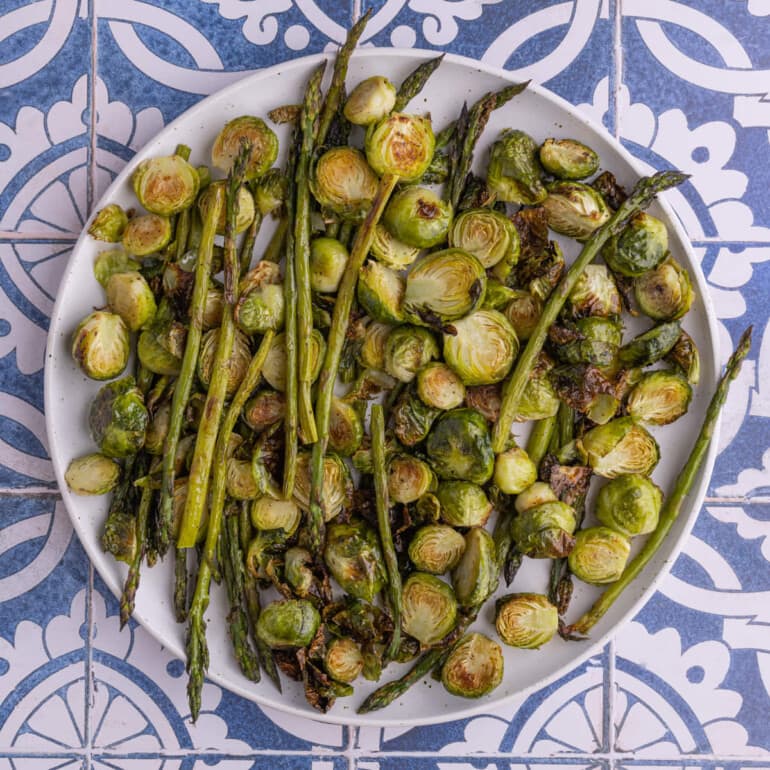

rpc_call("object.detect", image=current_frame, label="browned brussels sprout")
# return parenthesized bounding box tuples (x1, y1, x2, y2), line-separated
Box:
(580, 417, 659, 478)
(256, 599, 320, 648)
(392, 387, 441, 447)
(88, 204, 128, 242)
(357, 261, 406, 324)
(665, 329, 701, 385)
(495, 593, 558, 648)
(634, 255, 694, 321)
(426, 408, 495, 484)
(603, 211, 668, 277)
(344, 75, 397, 125)
(65, 453, 121, 495)
(211, 115, 279, 180)
(487, 129, 547, 205)
(325, 637, 365, 683)
(401, 572, 457, 646)
(311, 147, 379, 221)
(543, 181, 611, 241)
(416, 362, 466, 410)
(132, 155, 200, 215)
(408, 525, 466, 574)
(388, 454, 436, 504)
(452, 527, 497, 606)
(626, 370, 692, 425)
(324, 519, 387, 602)
(71, 311, 130, 380)
(383, 186, 452, 249)
(328, 397, 364, 456)
(437, 481, 493, 528)
(88, 376, 149, 458)
(539, 138, 600, 180)
(384, 325, 439, 383)
(511, 501, 577, 559)
(449, 208, 519, 269)
(618, 321, 681, 367)
(365, 113, 435, 182)
(595, 473, 662, 536)
(441, 632, 504, 698)
(122, 213, 172, 257)
(568, 526, 631, 584)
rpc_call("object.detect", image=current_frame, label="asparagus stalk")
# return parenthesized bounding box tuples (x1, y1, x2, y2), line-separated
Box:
(526, 414, 557, 470)
(157, 187, 223, 553)
(394, 54, 445, 112)
(492, 170, 690, 453)
(239, 200, 263, 274)
(564, 326, 752, 637)
(371, 404, 402, 661)
(174, 547, 189, 622)
(119, 468, 152, 628)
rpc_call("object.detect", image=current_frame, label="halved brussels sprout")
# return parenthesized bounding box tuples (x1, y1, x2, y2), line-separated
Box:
(388, 454, 436, 504)
(198, 181, 255, 235)
(293, 451, 352, 522)
(517, 239, 566, 302)
(310, 237, 348, 293)
(603, 211, 669, 277)
(256, 599, 320, 649)
(370, 222, 421, 270)
(464, 384, 502, 423)
(494, 446, 538, 495)
(325, 637, 365, 684)
(495, 593, 558, 648)
(284, 546, 314, 597)
(89, 376, 149, 458)
(65, 453, 121, 495)
(404, 249, 487, 328)
(567, 264, 621, 319)
(511, 501, 577, 559)
(383, 186, 452, 249)
(137, 326, 182, 377)
(93, 248, 141, 287)
(512, 356, 560, 421)
(568, 526, 631, 584)
(263, 330, 326, 391)
(634, 256, 694, 321)
(408, 524, 466, 574)
(580, 416, 659, 478)
(311, 147, 379, 221)
(242, 390, 285, 433)
(358, 321, 392, 371)
(539, 138, 600, 180)
(449, 208, 519, 269)
(105, 271, 157, 332)
(324, 519, 387, 602)
(365, 113, 435, 182)
(72, 311, 130, 380)
(666, 329, 700, 385)
(328, 397, 364, 456)
(627, 370, 692, 425)
(211, 115, 279, 180)
(596, 473, 662, 537)
(426, 408, 495, 484)
(618, 321, 681, 367)
(483, 280, 519, 311)
(384, 325, 439, 383)
(437, 481, 492, 528)
(132, 155, 200, 215)
(514, 482, 558, 514)
(443, 310, 517, 387)
(226, 458, 260, 500)
(555, 317, 622, 369)
(487, 129, 547, 205)
(197, 328, 251, 398)
(246, 528, 290, 581)
(101, 511, 137, 564)
(452, 527, 497, 606)
(416, 362, 466, 410)
(392, 387, 440, 446)
(251, 496, 301, 534)
(401, 572, 458, 646)
(235, 283, 285, 334)
(503, 290, 542, 342)
(542, 181, 611, 241)
(121, 213, 172, 257)
(550, 363, 619, 424)
(344, 75, 396, 125)
(254, 168, 288, 217)
(88, 204, 128, 242)
(357, 261, 405, 324)
(144, 401, 169, 455)
(441, 632, 504, 698)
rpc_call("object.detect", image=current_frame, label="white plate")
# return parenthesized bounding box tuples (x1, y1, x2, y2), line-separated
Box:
(45, 49, 720, 727)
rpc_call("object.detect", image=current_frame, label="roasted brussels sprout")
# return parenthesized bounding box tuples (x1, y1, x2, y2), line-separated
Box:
(65, 453, 121, 495)
(416, 362, 466, 410)
(550, 363, 619, 424)
(595, 473, 662, 536)
(383, 186, 452, 249)
(357, 261, 405, 324)
(388, 454, 436, 504)
(513, 356, 560, 421)
(494, 446, 538, 495)
(226, 458, 260, 500)
(503, 290, 542, 341)
(437, 481, 493, 528)
(626, 370, 692, 425)
(88, 204, 128, 242)
(539, 137, 600, 180)
(426, 408, 495, 484)
(324, 519, 387, 602)
(358, 321, 392, 371)
(121, 213, 172, 257)
(242, 390, 285, 433)
(511, 500, 577, 559)
(71, 311, 130, 380)
(568, 526, 631, 584)
(543, 181, 611, 240)
(211, 115, 279, 180)
(449, 208, 519, 269)
(495, 593, 558, 648)
(263, 330, 325, 391)
(254, 168, 288, 217)
(514, 482, 558, 514)
(251, 496, 301, 534)
(143, 401, 169, 455)
(618, 321, 681, 367)
(365, 113, 435, 182)
(328, 397, 364, 456)
(392, 387, 440, 446)
(487, 129, 547, 205)
(294, 452, 352, 522)
(408, 524, 466, 574)
(452, 527, 497, 606)
(482, 280, 519, 311)
(198, 181, 255, 235)
(464, 384, 502, 423)
(101, 510, 137, 564)
(132, 155, 200, 215)
(311, 147, 379, 221)
(310, 237, 348, 293)
(105, 271, 157, 332)
(370, 222, 421, 269)
(235, 283, 285, 334)
(401, 572, 458, 646)
(666, 329, 700, 385)
(284, 546, 314, 597)
(404, 249, 487, 328)
(384, 325, 439, 383)
(555, 317, 622, 369)
(93, 248, 141, 288)
(137, 325, 182, 377)
(197, 328, 251, 398)
(443, 310, 517, 387)
(256, 599, 320, 649)
(580, 416, 659, 478)
(344, 75, 397, 125)
(517, 239, 566, 302)
(567, 264, 622, 319)
(603, 212, 669, 277)
(89, 376, 149, 458)
(634, 256, 694, 321)
(441, 632, 504, 698)
(325, 637, 365, 684)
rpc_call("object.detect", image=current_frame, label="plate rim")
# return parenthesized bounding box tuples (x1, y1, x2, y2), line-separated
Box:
(44, 46, 722, 727)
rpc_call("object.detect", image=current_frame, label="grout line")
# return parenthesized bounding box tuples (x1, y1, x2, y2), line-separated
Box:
(606, 640, 616, 757)
(0, 488, 61, 497)
(88, 0, 99, 220)
(84, 560, 95, 763)
(0, 232, 78, 241)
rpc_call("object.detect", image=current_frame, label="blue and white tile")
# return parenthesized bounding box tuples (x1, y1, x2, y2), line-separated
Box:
(0, 757, 86, 770)
(355, 760, 607, 770)
(88, 758, 347, 770)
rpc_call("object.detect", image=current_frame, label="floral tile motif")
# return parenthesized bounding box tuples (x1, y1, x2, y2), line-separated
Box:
(355, 760, 607, 769)
(0, 758, 86, 770)
(89, 758, 347, 770)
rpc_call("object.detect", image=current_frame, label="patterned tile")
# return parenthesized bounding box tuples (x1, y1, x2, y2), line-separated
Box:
(89, 758, 347, 770)
(0, 758, 86, 770)
(355, 760, 607, 769)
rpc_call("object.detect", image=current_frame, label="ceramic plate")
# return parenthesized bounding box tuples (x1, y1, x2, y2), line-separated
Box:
(45, 49, 719, 726)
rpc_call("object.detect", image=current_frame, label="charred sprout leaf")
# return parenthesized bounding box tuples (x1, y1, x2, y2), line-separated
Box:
(392, 387, 440, 446)
(251, 497, 302, 534)
(384, 325, 440, 383)
(512, 355, 560, 422)
(211, 116, 279, 181)
(324, 519, 387, 603)
(132, 155, 200, 215)
(441, 632, 503, 698)
(568, 526, 631, 584)
(357, 261, 406, 324)
(627, 370, 692, 425)
(592, 170, 627, 210)
(310, 237, 348, 293)
(437, 481, 492, 528)
(401, 572, 458, 646)
(408, 525, 466, 574)
(88, 204, 128, 242)
(89, 376, 149, 458)
(511, 501, 577, 559)
(311, 147, 379, 221)
(514, 240, 566, 302)
(618, 321, 681, 367)
(328, 397, 364, 456)
(595, 473, 662, 537)
(543, 181, 611, 241)
(383, 186, 452, 249)
(226, 458, 261, 500)
(580, 416, 660, 478)
(122, 213, 172, 257)
(494, 446, 537, 495)
(416, 362, 466, 410)
(567, 264, 622, 319)
(550, 363, 618, 423)
(426, 408, 495, 484)
(634, 255, 694, 321)
(370, 223, 421, 270)
(256, 599, 320, 648)
(452, 527, 496, 606)
(65, 453, 121, 495)
(344, 76, 397, 125)
(285, 546, 315, 597)
(539, 138, 599, 180)
(388, 454, 436, 504)
(137, 327, 182, 377)
(487, 129, 547, 204)
(71, 311, 130, 380)
(503, 290, 542, 341)
(603, 211, 669, 277)
(365, 113, 436, 182)
(449, 208, 519, 269)
(666, 329, 701, 385)
(325, 637, 365, 683)
(495, 593, 558, 648)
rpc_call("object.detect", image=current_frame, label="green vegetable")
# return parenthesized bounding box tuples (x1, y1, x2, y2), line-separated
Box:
(88, 204, 128, 242)
(539, 137, 599, 180)
(132, 155, 200, 215)
(401, 572, 457, 646)
(88, 376, 149, 458)
(595, 474, 662, 537)
(71, 311, 129, 380)
(408, 525, 466, 574)
(495, 593, 558, 648)
(441, 632, 503, 698)
(65, 453, 121, 495)
(426, 408, 495, 484)
(256, 599, 320, 648)
(383, 186, 452, 248)
(568, 526, 631, 584)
